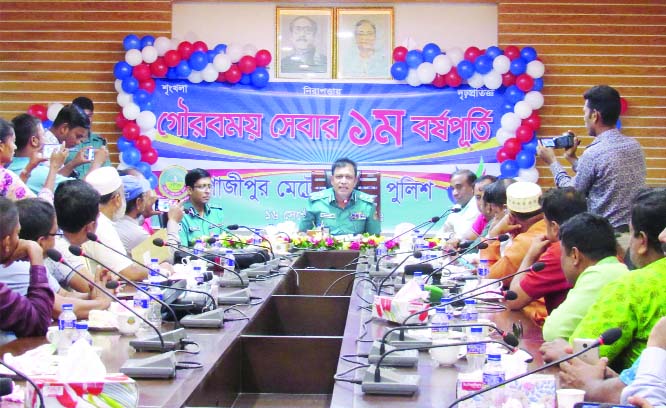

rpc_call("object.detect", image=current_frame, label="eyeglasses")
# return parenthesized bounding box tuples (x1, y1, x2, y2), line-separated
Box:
(193, 184, 212, 191)
(45, 232, 63, 237)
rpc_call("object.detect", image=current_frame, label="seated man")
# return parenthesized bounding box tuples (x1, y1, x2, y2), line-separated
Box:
(506, 187, 588, 316)
(439, 169, 479, 241)
(0, 197, 54, 341)
(179, 168, 225, 246)
(478, 178, 515, 266)
(84, 167, 147, 281)
(299, 158, 380, 235)
(452, 175, 497, 250)
(67, 96, 111, 178)
(542, 212, 628, 341)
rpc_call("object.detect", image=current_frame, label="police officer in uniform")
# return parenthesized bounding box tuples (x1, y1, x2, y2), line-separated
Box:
(300, 158, 381, 235)
(179, 168, 225, 246)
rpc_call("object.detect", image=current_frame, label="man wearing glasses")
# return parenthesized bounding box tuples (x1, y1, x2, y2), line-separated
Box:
(281, 15, 327, 74)
(340, 19, 389, 78)
(179, 168, 225, 247)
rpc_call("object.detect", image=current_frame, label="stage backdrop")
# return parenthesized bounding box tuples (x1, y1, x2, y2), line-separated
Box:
(152, 80, 501, 231)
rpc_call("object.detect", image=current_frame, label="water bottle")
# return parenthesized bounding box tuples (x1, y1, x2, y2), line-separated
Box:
(375, 243, 387, 266)
(57, 304, 77, 355)
(224, 249, 236, 271)
(212, 234, 221, 251)
(148, 258, 161, 284)
(461, 299, 479, 335)
(431, 305, 450, 341)
(146, 285, 163, 330)
(412, 271, 424, 291)
(482, 354, 505, 387)
(193, 266, 204, 284)
(411, 229, 420, 252)
(193, 239, 205, 255)
(75, 321, 93, 345)
(477, 259, 490, 280)
(134, 284, 151, 338)
(252, 229, 262, 246)
(466, 326, 486, 372)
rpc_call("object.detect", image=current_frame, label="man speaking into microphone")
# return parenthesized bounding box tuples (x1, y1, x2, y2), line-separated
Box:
(179, 168, 225, 246)
(299, 158, 380, 235)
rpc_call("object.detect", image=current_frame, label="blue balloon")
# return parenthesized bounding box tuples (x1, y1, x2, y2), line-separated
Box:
(214, 44, 227, 54)
(251, 67, 270, 88)
(509, 57, 527, 75)
(176, 60, 192, 78)
(123, 34, 141, 51)
(207, 50, 218, 62)
(42, 119, 53, 129)
(485, 46, 503, 59)
(189, 51, 208, 71)
(147, 173, 159, 190)
(117, 137, 133, 152)
(405, 50, 424, 69)
(616, 118, 622, 129)
(121, 77, 139, 93)
(133, 89, 152, 108)
(523, 136, 538, 153)
(422, 43, 441, 63)
(113, 61, 133, 80)
(140, 35, 155, 49)
(141, 100, 154, 111)
(121, 147, 141, 166)
(501, 102, 515, 114)
(516, 150, 536, 169)
(474, 55, 493, 75)
(520, 46, 538, 62)
(391, 62, 409, 80)
(135, 161, 153, 179)
(500, 160, 520, 178)
(532, 77, 544, 92)
(240, 73, 252, 85)
(505, 85, 525, 104)
(166, 67, 178, 80)
(457, 60, 475, 80)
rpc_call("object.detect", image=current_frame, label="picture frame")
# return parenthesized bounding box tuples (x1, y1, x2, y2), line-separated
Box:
(335, 7, 394, 80)
(276, 7, 334, 79)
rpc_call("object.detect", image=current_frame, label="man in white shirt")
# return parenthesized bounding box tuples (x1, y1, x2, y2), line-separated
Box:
(439, 169, 479, 241)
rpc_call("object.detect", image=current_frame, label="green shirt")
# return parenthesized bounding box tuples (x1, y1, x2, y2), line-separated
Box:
(7, 157, 72, 195)
(543, 257, 628, 341)
(65, 132, 111, 178)
(179, 200, 225, 247)
(570, 257, 666, 370)
(299, 188, 380, 235)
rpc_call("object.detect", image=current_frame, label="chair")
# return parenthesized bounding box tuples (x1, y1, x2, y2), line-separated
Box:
(311, 170, 381, 217)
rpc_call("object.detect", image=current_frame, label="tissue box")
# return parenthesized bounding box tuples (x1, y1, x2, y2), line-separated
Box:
(25, 374, 138, 408)
(455, 373, 556, 408)
(372, 295, 429, 324)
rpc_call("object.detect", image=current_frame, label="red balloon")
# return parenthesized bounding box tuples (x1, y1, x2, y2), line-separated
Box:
(177, 41, 194, 60)
(123, 122, 140, 141)
(225, 65, 242, 84)
(444, 68, 462, 87)
(134, 135, 152, 153)
(164, 50, 181, 68)
(502, 72, 516, 87)
(432, 74, 446, 88)
(115, 112, 130, 130)
(27, 104, 48, 121)
(504, 46, 520, 60)
(192, 41, 208, 53)
(216, 71, 226, 82)
(504, 138, 522, 157)
(150, 57, 168, 77)
(238, 56, 257, 74)
(139, 78, 156, 93)
(255, 49, 272, 67)
(141, 148, 158, 165)
(496, 147, 511, 163)
(132, 63, 151, 81)
(620, 97, 628, 114)
(464, 46, 482, 62)
(523, 112, 541, 131)
(392, 46, 408, 62)
(515, 74, 534, 92)
(515, 125, 533, 143)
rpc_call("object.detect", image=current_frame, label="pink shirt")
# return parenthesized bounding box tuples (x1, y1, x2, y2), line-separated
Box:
(471, 214, 487, 235)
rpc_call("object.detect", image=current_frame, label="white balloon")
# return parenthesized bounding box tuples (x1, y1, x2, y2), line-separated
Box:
(432, 54, 452, 75)
(446, 47, 464, 65)
(242, 44, 258, 56)
(416, 62, 436, 84)
(154, 37, 171, 56)
(399, 37, 418, 50)
(122, 103, 140, 120)
(226, 44, 243, 63)
(170, 37, 181, 51)
(213, 53, 231, 72)
(526, 60, 545, 78)
(47, 103, 64, 121)
(514, 101, 533, 119)
(406, 68, 421, 87)
(188, 71, 203, 84)
(493, 55, 510, 74)
(136, 110, 157, 130)
(125, 49, 143, 66)
(114, 79, 124, 93)
(202, 63, 218, 82)
(467, 73, 484, 89)
(141, 46, 158, 63)
(516, 167, 539, 183)
(524, 91, 545, 110)
(501, 112, 521, 132)
(483, 70, 502, 90)
(495, 128, 513, 145)
(116, 92, 133, 107)
(144, 128, 158, 141)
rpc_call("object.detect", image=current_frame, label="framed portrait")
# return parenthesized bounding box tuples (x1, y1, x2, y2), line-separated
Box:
(335, 7, 394, 80)
(276, 7, 334, 79)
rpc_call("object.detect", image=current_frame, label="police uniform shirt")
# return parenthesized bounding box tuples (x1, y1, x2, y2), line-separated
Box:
(179, 201, 225, 246)
(299, 188, 380, 235)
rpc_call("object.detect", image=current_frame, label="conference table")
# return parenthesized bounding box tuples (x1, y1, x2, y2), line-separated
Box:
(0, 250, 545, 408)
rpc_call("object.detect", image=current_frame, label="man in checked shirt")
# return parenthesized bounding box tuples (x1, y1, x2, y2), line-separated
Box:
(538, 85, 646, 256)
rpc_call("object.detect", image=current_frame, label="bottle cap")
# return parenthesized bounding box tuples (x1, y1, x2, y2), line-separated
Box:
(413, 271, 422, 276)
(471, 326, 482, 333)
(151, 258, 158, 262)
(75, 322, 88, 330)
(441, 297, 452, 303)
(435, 306, 446, 313)
(487, 354, 501, 361)
(465, 299, 476, 305)
(62, 303, 74, 311)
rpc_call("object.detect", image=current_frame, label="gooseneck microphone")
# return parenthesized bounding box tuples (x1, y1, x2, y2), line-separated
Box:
(0, 377, 13, 398)
(376, 251, 423, 295)
(386, 214, 446, 246)
(184, 207, 243, 241)
(85, 232, 170, 280)
(457, 233, 511, 250)
(447, 328, 623, 408)
(227, 224, 275, 260)
(0, 360, 44, 408)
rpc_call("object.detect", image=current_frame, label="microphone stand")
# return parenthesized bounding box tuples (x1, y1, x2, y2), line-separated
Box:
(227, 224, 275, 260)
(85, 232, 170, 280)
(376, 251, 423, 295)
(385, 215, 442, 246)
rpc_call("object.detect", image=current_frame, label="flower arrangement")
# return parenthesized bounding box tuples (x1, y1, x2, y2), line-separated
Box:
(290, 234, 344, 250)
(425, 237, 441, 249)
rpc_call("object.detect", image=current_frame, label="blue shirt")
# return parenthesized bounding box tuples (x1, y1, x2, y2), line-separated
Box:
(179, 200, 225, 246)
(7, 156, 72, 195)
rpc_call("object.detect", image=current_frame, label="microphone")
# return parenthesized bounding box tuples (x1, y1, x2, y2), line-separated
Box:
(375, 249, 426, 272)
(458, 233, 510, 250)
(0, 360, 44, 408)
(226, 224, 275, 260)
(385, 215, 442, 247)
(450, 261, 545, 298)
(0, 377, 13, 397)
(376, 251, 423, 295)
(85, 232, 169, 280)
(423, 241, 491, 284)
(447, 328, 623, 408)
(183, 208, 244, 242)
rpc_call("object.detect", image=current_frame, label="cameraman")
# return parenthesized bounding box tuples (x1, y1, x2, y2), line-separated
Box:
(537, 85, 645, 250)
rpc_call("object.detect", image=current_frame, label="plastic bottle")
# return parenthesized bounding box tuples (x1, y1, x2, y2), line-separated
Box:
(430, 305, 450, 341)
(252, 229, 262, 246)
(412, 271, 424, 291)
(193, 239, 205, 255)
(75, 321, 93, 345)
(193, 266, 204, 284)
(148, 258, 161, 284)
(375, 243, 387, 267)
(466, 326, 486, 372)
(461, 299, 479, 335)
(482, 353, 505, 387)
(477, 259, 490, 280)
(133, 284, 150, 338)
(57, 304, 77, 355)
(146, 286, 163, 330)
(224, 249, 236, 271)
(212, 234, 221, 250)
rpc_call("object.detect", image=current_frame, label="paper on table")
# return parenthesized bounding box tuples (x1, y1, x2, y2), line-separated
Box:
(130, 228, 169, 263)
